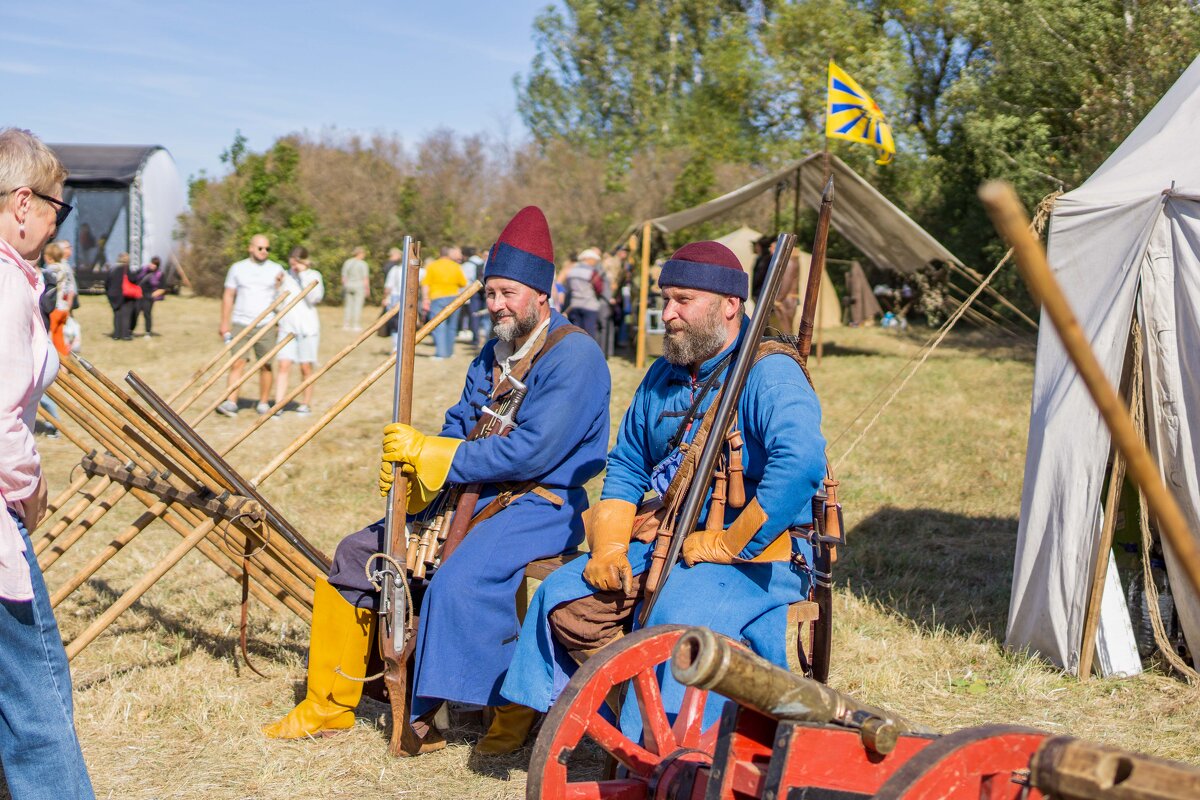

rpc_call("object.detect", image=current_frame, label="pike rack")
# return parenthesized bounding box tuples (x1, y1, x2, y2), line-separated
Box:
(33, 280, 482, 662)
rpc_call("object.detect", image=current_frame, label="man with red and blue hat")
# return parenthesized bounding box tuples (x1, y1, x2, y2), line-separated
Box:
(496, 240, 826, 750)
(262, 207, 611, 752)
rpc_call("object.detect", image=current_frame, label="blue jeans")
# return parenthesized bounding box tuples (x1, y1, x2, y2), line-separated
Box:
(0, 510, 94, 800)
(429, 296, 459, 358)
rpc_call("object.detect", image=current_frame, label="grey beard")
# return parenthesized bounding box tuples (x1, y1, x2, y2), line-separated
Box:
(493, 308, 540, 342)
(662, 321, 728, 366)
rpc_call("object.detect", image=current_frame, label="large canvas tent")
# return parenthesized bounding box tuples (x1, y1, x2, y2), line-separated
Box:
(624, 153, 967, 364)
(49, 144, 186, 291)
(1007, 56, 1200, 677)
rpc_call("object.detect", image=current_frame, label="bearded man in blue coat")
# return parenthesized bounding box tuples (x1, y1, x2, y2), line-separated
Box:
(263, 207, 611, 753)
(496, 240, 826, 751)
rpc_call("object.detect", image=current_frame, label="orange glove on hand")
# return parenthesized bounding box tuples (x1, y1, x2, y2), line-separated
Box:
(378, 423, 462, 513)
(581, 498, 638, 593)
(681, 500, 768, 567)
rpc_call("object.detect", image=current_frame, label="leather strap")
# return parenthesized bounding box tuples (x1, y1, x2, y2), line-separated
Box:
(465, 481, 564, 532)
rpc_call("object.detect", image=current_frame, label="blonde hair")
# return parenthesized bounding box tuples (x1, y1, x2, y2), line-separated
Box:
(42, 241, 63, 263)
(0, 128, 68, 198)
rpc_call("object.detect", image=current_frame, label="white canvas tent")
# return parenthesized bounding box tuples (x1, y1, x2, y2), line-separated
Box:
(714, 225, 763, 271)
(1007, 56, 1200, 676)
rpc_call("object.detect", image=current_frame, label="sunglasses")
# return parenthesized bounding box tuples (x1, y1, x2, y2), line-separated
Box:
(30, 189, 73, 226)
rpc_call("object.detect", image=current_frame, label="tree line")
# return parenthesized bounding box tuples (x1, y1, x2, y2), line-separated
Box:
(182, 0, 1200, 315)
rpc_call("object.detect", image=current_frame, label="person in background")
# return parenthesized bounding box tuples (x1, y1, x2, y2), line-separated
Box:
(134, 256, 167, 337)
(340, 245, 370, 330)
(420, 246, 467, 361)
(381, 247, 405, 352)
(564, 247, 604, 347)
(104, 252, 136, 340)
(36, 242, 71, 440)
(272, 246, 324, 417)
(459, 246, 485, 344)
(0, 126, 96, 799)
(468, 247, 490, 345)
(216, 235, 284, 417)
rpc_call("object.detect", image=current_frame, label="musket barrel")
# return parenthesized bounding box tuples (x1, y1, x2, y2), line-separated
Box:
(671, 627, 931, 752)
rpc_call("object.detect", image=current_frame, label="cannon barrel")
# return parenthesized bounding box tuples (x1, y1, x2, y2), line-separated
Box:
(1030, 735, 1200, 800)
(670, 627, 933, 753)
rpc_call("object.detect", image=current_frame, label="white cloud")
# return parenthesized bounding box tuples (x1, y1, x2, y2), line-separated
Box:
(0, 61, 44, 76)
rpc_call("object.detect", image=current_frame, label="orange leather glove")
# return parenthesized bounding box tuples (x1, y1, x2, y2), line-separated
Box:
(581, 498, 637, 593)
(378, 423, 462, 513)
(682, 500, 767, 567)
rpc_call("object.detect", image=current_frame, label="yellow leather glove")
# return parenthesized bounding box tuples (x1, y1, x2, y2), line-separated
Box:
(682, 499, 767, 567)
(377, 423, 463, 513)
(581, 498, 637, 593)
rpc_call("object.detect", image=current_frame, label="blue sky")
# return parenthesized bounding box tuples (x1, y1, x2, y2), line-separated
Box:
(3, 1, 552, 182)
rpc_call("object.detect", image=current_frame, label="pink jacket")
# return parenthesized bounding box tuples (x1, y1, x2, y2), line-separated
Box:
(0, 235, 56, 600)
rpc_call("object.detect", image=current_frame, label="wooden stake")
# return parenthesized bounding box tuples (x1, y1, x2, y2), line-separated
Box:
(979, 180, 1200, 601)
(1078, 453, 1127, 681)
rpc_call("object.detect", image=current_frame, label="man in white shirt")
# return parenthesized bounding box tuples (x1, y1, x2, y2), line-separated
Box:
(217, 234, 284, 416)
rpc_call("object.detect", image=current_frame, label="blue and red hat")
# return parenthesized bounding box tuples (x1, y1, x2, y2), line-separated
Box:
(483, 206, 555, 295)
(658, 241, 749, 300)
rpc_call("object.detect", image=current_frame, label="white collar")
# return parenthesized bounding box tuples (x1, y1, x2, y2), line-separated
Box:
(494, 316, 552, 378)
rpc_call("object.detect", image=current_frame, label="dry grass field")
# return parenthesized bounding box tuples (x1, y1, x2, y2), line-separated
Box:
(29, 293, 1200, 799)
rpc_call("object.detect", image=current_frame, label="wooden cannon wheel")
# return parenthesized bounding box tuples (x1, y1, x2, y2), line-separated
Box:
(872, 724, 1049, 800)
(527, 625, 720, 800)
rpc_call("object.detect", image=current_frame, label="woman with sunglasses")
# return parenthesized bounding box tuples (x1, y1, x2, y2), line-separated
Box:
(0, 128, 95, 800)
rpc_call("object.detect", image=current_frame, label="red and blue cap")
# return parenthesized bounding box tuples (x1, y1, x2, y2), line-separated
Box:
(658, 241, 748, 300)
(483, 206, 555, 295)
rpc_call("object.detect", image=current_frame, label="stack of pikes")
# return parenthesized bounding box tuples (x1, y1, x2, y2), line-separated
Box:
(32, 247, 481, 663)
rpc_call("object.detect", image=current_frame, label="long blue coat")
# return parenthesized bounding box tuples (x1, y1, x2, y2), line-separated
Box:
(327, 310, 610, 718)
(500, 320, 825, 735)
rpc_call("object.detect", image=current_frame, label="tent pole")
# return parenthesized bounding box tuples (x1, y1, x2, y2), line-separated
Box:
(793, 167, 802, 233)
(773, 183, 782, 234)
(636, 222, 652, 369)
(1079, 450, 1127, 680)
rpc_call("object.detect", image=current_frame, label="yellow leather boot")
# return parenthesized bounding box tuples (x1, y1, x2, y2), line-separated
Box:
(475, 703, 539, 755)
(262, 578, 374, 739)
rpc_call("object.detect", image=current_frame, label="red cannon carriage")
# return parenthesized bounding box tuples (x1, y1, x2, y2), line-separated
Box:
(528, 625, 1200, 800)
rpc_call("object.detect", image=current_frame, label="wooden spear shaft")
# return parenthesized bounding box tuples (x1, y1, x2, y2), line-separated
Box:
(979, 181, 1200, 600)
(167, 292, 289, 404)
(252, 285, 481, 483)
(188, 333, 295, 426)
(174, 279, 317, 413)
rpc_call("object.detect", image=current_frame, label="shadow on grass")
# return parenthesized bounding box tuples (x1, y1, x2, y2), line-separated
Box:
(839, 506, 1019, 640)
(66, 578, 306, 690)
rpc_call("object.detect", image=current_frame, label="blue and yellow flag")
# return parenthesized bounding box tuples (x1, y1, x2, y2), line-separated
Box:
(826, 60, 895, 165)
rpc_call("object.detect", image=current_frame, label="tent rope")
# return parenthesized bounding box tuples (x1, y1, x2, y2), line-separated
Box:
(831, 190, 1061, 470)
(1130, 321, 1200, 681)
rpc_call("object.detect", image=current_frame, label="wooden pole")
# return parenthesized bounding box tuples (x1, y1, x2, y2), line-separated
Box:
(38, 483, 126, 570)
(636, 222, 652, 369)
(979, 180, 1200, 601)
(252, 286, 480, 482)
(188, 333, 294, 425)
(1078, 453, 1127, 681)
(34, 478, 114, 553)
(173, 279, 316, 413)
(39, 470, 94, 525)
(223, 281, 478, 457)
(167, 292, 288, 404)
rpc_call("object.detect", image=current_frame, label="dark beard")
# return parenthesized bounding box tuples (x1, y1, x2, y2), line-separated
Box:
(492, 305, 540, 342)
(662, 306, 727, 366)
